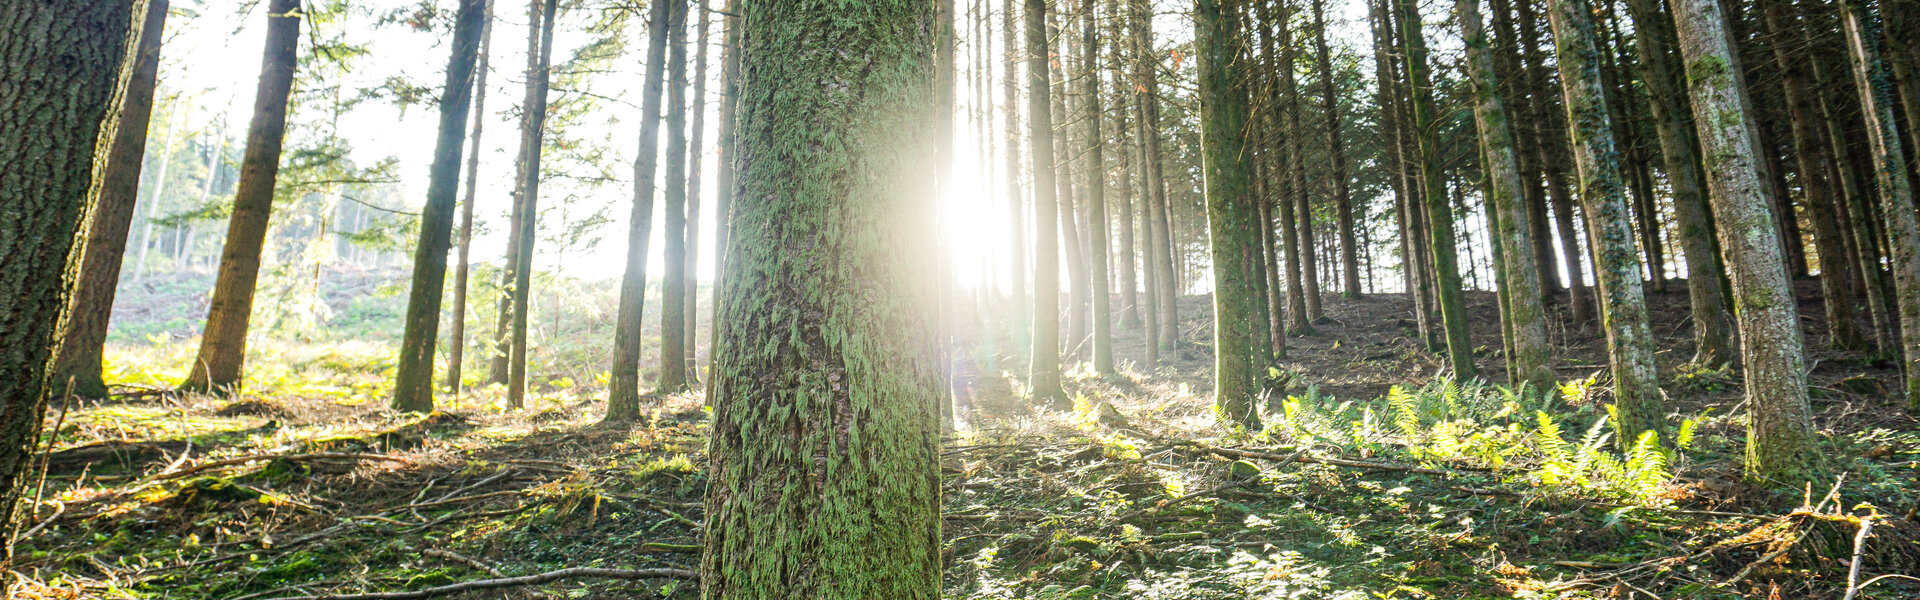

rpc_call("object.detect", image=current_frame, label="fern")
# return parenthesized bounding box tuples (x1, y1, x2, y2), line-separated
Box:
(1388, 386, 1419, 439)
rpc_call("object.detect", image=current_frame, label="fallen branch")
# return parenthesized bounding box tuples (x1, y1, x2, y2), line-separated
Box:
(149, 452, 410, 483)
(269, 567, 699, 600)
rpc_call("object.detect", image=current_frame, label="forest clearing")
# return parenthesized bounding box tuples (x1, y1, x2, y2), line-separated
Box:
(4, 0, 1920, 598)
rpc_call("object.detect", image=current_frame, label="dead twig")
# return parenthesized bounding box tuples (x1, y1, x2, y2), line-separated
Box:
(267, 567, 698, 600)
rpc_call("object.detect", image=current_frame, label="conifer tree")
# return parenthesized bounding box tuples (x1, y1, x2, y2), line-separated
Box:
(700, 2, 941, 596)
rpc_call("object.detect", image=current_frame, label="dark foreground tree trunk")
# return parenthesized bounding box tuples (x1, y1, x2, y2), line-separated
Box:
(1671, 0, 1821, 483)
(700, 1, 942, 596)
(0, 0, 138, 529)
(392, 0, 487, 412)
(182, 0, 301, 393)
(607, 0, 675, 421)
(51, 0, 169, 400)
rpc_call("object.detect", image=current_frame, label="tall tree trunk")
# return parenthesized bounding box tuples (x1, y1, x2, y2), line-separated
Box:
(683, 0, 711, 384)
(1310, 0, 1359, 299)
(51, 0, 169, 400)
(1026, 0, 1067, 406)
(659, 0, 692, 393)
(1399, 0, 1475, 378)
(491, 0, 551, 387)
(1520, 0, 1595, 323)
(1279, 0, 1322, 322)
(392, 0, 487, 412)
(1459, 0, 1553, 392)
(1053, 14, 1090, 359)
(704, 0, 742, 399)
(1003, 0, 1031, 358)
(1263, 0, 1311, 336)
(1546, 0, 1664, 445)
(446, 0, 495, 394)
(1080, 0, 1114, 375)
(608, 0, 674, 421)
(1195, 0, 1262, 429)
(506, 0, 560, 408)
(0, 0, 138, 532)
(1108, 0, 1142, 332)
(1621, 0, 1735, 366)
(1671, 0, 1821, 482)
(1839, 0, 1920, 413)
(1489, 0, 1561, 300)
(1762, 0, 1863, 351)
(1132, 0, 1178, 352)
(181, 0, 300, 393)
(699, 2, 941, 595)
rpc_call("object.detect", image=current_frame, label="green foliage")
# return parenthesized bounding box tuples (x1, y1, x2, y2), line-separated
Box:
(1673, 361, 1738, 394)
(1262, 378, 1686, 504)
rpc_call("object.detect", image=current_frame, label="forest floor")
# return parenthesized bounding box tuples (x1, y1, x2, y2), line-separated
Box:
(11, 281, 1920, 599)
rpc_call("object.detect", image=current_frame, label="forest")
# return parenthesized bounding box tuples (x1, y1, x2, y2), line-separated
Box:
(2, 0, 1919, 597)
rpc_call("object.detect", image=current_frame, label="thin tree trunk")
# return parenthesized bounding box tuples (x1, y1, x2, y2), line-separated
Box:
(703, 0, 742, 400)
(683, 0, 711, 385)
(1839, 0, 1920, 413)
(506, 0, 559, 408)
(1309, 0, 1358, 299)
(659, 0, 691, 393)
(608, 0, 674, 420)
(1519, 0, 1594, 323)
(1133, 0, 1178, 352)
(392, 0, 486, 412)
(1762, 0, 1863, 351)
(1459, 0, 1553, 391)
(445, 0, 495, 394)
(1108, 0, 1141, 332)
(700, 2, 941, 595)
(181, 0, 300, 393)
(1263, 0, 1310, 336)
(1671, 0, 1821, 482)
(1546, 0, 1664, 445)
(1080, 0, 1114, 375)
(1026, 0, 1067, 406)
(51, 0, 169, 400)
(1622, 0, 1735, 365)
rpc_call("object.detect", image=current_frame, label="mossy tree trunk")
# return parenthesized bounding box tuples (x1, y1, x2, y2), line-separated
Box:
(0, 0, 139, 527)
(445, 0, 496, 395)
(181, 0, 300, 394)
(51, 0, 168, 401)
(1195, 0, 1261, 430)
(1458, 0, 1553, 392)
(1670, 0, 1822, 482)
(658, 0, 691, 394)
(607, 0, 673, 421)
(1026, 0, 1068, 407)
(1545, 0, 1664, 446)
(1519, 0, 1596, 324)
(699, 2, 942, 596)
(1620, 0, 1736, 366)
(1398, 0, 1475, 378)
(1839, 0, 1920, 413)
(392, 0, 487, 412)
